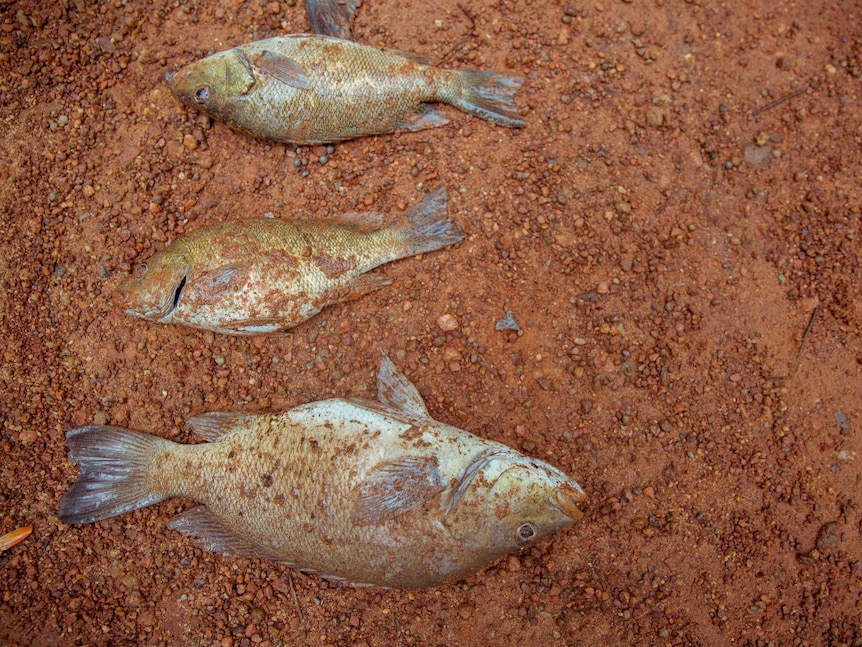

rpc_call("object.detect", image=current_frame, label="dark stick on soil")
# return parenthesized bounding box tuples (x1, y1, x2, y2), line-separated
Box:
(767, 305, 819, 380)
(289, 573, 304, 620)
(750, 85, 808, 118)
(441, 4, 477, 63)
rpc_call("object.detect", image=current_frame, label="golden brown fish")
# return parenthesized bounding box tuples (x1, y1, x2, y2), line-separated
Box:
(121, 187, 461, 335)
(170, 34, 524, 144)
(58, 357, 586, 588)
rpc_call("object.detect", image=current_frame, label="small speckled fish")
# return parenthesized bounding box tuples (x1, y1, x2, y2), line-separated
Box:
(58, 357, 586, 588)
(121, 187, 461, 335)
(170, 34, 524, 144)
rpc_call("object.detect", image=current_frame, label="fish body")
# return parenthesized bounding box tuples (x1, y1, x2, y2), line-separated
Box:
(170, 35, 524, 144)
(59, 358, 586, 588)
(122, 187, 461, 335)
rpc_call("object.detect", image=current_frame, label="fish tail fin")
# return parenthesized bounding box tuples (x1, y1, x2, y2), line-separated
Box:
(444, 71, 525, 128)
(392, 187, 464, 256)
(59, 426, 172, 525)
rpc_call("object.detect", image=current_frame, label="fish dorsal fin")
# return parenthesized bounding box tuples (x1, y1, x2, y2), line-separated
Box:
(253, 50, 313, 89)
(351, 456, 444, 525)
(376, 355, 430, 420)
(306, 0, 360, 40)
(327, 210, 385, 233)
(382, 48, 438, 67)
(186, 412, 250, 442)
(169, 506, 285, 562)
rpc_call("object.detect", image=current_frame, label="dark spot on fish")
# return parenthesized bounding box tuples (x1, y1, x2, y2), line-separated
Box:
(261, 474, 273, 488)
(273, 494, 285, 507)
(309, 439, 320, 452)
(228, 450, 236, 459)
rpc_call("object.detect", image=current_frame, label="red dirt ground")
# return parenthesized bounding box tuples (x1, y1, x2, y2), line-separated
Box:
(1, 0, 860, 645)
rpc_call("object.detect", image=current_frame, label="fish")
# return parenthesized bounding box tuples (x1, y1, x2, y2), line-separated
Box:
(58, 357, 586, 588)
(121, 187, 462, 335)
(169, 34, 524, 145)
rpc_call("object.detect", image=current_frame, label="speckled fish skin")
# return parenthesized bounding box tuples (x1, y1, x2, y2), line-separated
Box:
(121, 187, 461, 335)
(58, 358, 586, 588)
(170, 34, 524, 144)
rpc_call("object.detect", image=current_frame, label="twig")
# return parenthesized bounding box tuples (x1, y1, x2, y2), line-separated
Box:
(766, 305, 819, 380)
(441, 4, 477, 64)
(750, 85, 808, 118)
(288, 572, 304, 620)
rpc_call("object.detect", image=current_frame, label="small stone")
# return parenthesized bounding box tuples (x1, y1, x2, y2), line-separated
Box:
(506, 555, 521, 571)
(82, 184, 95, 197)
(755, 131, 770, 147)
(834, 411, 851, 436)
(93, 411, 109, 425)
(19, 428, 37, 444)
(596, 281, 610, 294)
(614, 201, 632, 215)
(495, 310, 521, 332)
(643, 485, 656, 499)
(183, 134, 198, 151)
(645, 106, 664, 127)
(458, 604, 474, 620)
(436, 314, 458, 331)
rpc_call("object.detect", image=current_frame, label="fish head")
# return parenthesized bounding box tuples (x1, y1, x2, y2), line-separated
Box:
(443, 452, 586, 557)
(121, 248, 192, 322)
(170, 49, 255, 122)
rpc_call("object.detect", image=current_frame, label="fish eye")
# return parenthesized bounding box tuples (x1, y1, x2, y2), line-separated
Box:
(515, 522, 536, 546)
(136, 263, 148, 277)
(194, 85, 210, 104)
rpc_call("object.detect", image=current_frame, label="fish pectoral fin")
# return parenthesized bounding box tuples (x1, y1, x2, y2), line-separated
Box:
(395, 104, 450, 133)
(376, 355, 431, 419)
(191, 262, 249, 301)
(253, 51, 313, 89)
(169, 506, 283, 561)
(186, 412, 252, 442)
(306, 0, 360, 40)
(351, 456, 444, 526)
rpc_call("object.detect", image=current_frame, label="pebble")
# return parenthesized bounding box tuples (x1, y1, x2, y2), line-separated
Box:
(436, 314, 458, 331)
(495, 311, 521, 332)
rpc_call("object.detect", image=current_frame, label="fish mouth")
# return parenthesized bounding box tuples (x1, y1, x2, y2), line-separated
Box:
(549, 483, 586, 521)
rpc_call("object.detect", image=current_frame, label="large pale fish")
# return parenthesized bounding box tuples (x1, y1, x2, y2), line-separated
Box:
(169, 34, 524, 144)
(58, 357, 586, 588)
(121, 187, 461, 335)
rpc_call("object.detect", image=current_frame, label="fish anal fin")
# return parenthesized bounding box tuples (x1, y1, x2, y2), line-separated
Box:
(351, 455, 443, 525)
(376, 355, 430, 419)
(169, 506, 283, 561)
(395, 104, 449, 133)
(186, 412, 250, 442)
(324, 273, 391, 308)
(253, 51, 313, 89)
